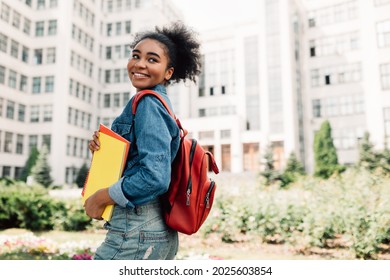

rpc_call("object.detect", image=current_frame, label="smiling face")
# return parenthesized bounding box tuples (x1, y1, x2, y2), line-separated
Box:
(127, 38, 174, 92)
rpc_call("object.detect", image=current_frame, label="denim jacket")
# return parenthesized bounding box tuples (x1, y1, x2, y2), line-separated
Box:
(108, 84, 180, 209)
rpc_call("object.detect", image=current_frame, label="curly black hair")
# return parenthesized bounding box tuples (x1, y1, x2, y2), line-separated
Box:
(130, 21, 201, 84)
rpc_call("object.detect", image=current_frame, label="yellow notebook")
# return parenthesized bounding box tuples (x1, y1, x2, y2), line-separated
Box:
(82, 124, 130, 221)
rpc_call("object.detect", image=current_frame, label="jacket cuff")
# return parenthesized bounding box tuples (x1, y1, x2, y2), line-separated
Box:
(108, 178, 135, 208)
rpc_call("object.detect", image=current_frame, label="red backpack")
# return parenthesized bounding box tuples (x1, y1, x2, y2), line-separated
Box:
(132, 90, 220, 235)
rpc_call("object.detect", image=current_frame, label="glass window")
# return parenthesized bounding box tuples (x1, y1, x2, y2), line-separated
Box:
(6, 101, 15, 119)
(12, 11, 21, 28)
(30, 105, 39, 122)
(116, 22, 121, 35)
(104, 94, 111, 108)
(37, 0, 46, 10)
(43, 104, 52, 122)
(125, 21, 131, 33)
(47, 47, 56, 63)
(4, 132, 13, 153)
(22, 46, 29, 63)
(16, 134, 24, 154)
(34, 49, 43, 64)
(0, 65, 5, 84)
(23, 18, 31, 35)
(35, 21, 45, 36)
(32, 77, 41, 93)
(8, 70, 17, 89)
(48, 20, 57, 35)
(0, 3, 10, 22)
(11, 40, 19, 58)
(20, 75, 28, 92)
(45, 76, 54, 92)
(0, 33, 8, 52)
(29, 135, 38, 153)
(18, 104, 25, 122)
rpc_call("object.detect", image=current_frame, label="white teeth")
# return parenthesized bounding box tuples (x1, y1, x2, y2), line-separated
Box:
(134, 73, 148, 77)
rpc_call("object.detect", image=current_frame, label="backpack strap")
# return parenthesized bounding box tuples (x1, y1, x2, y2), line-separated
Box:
(132, 89, 188, 138)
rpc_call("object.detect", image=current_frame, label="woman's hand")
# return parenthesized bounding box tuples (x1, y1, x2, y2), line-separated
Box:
(84, 188, 115, 220)
(88, 130, 100, 153)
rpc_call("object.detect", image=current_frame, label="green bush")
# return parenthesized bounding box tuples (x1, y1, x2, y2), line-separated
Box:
(0, 180, 92, 232)
(201, 168, 390, 259)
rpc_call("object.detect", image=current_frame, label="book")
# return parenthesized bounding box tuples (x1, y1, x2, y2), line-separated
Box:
(81, 124, 130, 221)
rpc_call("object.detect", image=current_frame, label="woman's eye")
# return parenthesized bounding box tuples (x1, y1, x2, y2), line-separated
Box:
(132, 54, 139, 59)
(148, 58, 157, 63)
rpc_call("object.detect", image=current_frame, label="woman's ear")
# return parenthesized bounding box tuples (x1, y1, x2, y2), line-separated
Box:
(165, 67, 174, 81)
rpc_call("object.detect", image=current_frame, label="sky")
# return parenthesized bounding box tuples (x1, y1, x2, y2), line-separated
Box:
(170, 0, 259, 31)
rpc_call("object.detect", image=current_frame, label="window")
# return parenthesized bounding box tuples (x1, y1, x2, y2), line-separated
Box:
(107, 23, 112, 36)
(32, 77, 41, 93)
(6, 101, 15, 119)
(10, 40, 19, 58)
(12, 11, 21, 28)
(18, 104, 25, 122)
(22, 46, 29, 63)
(106, 46, 112, 59)
(116, 22, 122, 35)
(114, 69, 121, 83)
(42, 134, 51, 152)
(23, 18, 31, 35)
(48, 20, 57, 35)
(45, 76, 54, 92)
(30, 105, 39, 122)
(114, 93, 120, 107)
(104, 94, 111, 108)
(20, 75, 28, 92)
(123, 92, 130, 105)
(312, 99, 321, 118)
(16, 134, 24, 154)
(50, 0, 58, 8)
(34, 49, 43, 64)
(29, 135, 38, 153)
(0, 33, 8, 52)
(0, 97, 3, 116)
(1, 3, 10, 22)
(105, 70, 111, 83)
(43, 104, 52, 122)
(37, 0, 46, 10)
(0, 66, 4, 84)
(125, 21, 131, 34)
(35, 21, 44, 36)
(4, 132, 13, 153)
(46, 47, 56, 63)
(380, 63, 390, 90)
(8, 70, 17, 89)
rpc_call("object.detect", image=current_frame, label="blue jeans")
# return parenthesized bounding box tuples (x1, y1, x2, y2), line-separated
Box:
(93, 199, 178, 260)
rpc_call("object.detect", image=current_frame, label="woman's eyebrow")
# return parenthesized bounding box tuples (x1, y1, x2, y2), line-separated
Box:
(132, 49, 160, 58)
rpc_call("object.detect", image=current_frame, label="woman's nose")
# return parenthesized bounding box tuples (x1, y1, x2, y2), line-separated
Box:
(134, 59, 146, 68)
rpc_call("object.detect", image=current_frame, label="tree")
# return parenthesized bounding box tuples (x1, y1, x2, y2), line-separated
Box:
(280, 152, 306, 188)
(358, 132, 378, 171)
(313, 120, 344, 179)
(259, 144, 280, 186)
(75, 163, 89, 188)
(18, 147, 40, 182)
(31, 145, 53, 187)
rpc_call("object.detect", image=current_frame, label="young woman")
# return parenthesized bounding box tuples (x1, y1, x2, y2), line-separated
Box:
(84, 22, 201, 260)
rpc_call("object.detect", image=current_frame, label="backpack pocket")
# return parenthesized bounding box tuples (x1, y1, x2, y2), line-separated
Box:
(197, 179, 216, 228)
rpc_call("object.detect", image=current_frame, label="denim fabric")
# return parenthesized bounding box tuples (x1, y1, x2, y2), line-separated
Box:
(93, 199, 178, 260)
(108, 84, 180, 209)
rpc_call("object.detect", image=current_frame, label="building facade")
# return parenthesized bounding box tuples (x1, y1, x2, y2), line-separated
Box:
(1, 0, 390, 184)
(0, 0, 182, 184)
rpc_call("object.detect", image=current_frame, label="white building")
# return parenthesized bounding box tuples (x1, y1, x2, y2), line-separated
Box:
(1, 0, 390, 184)
(0, 0, 182, 184)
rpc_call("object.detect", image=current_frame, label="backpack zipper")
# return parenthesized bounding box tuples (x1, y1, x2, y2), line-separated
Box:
(204, 180, 216, 208)
(186, 139, 197, 206)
